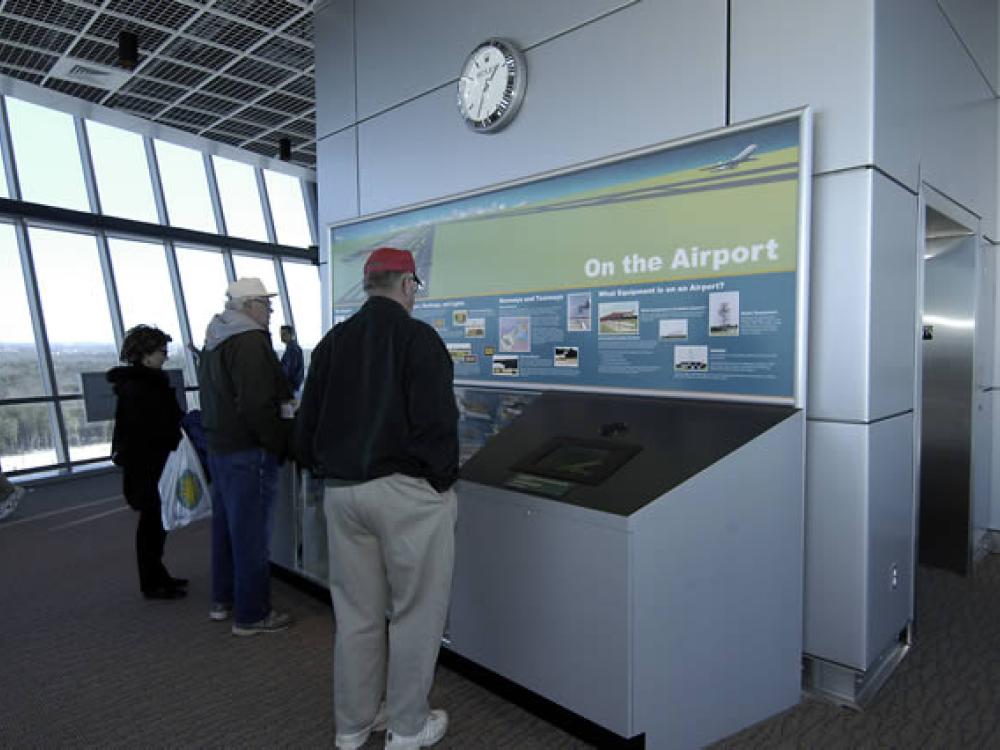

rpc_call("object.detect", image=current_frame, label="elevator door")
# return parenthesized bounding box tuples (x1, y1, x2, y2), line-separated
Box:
(918, 232, 975, 574)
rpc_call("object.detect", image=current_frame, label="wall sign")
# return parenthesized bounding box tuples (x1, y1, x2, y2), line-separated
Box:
(331, 110, 812, 405)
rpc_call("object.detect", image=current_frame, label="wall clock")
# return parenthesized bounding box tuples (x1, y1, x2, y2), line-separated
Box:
(457, 38, 526, 133)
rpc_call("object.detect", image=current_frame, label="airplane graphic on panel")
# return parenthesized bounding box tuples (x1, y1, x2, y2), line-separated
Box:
(702, 143, 758, 171)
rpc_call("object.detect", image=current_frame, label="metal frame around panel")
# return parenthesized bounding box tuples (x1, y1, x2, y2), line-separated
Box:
(327, 108, 815, 407)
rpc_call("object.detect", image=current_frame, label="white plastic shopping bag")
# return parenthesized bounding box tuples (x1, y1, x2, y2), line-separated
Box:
(159, 431, 211, 531)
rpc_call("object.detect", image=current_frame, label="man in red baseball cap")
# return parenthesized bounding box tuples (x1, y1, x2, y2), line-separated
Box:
(363, 246, 422, 289)
(296, 246, 457, 749)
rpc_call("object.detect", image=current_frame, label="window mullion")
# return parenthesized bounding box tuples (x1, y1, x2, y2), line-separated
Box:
(75, 118, 101, 215)
(204, 153, 227, 236)
(0, 97, 21, 199)
(14, 219, 69, 466)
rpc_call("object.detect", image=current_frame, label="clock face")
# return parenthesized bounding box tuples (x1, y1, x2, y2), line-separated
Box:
(457, 39, 526, 133)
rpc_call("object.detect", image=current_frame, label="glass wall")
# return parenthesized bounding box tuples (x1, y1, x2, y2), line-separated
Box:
(282, 259, 322, 359)
(213, 156, 267, 242)
(86, 121, 158, 223)
(176, 245, 229, 348)
(154, 139, 217, 233)
(6, 97, 90, 211)
(0, 89, 318, 478)
(0, 224, 44, 399)
(265, 169, 313, 248)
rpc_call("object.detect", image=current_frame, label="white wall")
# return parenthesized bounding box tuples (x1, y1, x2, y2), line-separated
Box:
(314, 0, 1000, 676)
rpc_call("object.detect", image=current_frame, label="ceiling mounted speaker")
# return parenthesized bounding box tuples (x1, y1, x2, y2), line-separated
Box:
(279, 138, 291, 161)
(118, 31, 139, 70)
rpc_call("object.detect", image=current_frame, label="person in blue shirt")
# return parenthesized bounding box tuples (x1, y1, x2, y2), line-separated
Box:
(280, 325, 304, 396)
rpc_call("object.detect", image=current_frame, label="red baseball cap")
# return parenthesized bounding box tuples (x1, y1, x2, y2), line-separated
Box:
(364, 247, 420, 285)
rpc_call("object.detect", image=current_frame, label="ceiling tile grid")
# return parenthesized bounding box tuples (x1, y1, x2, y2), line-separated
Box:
(0, 0, 317, 168)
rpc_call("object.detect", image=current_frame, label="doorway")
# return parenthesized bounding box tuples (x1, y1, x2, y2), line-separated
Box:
(916, 199, 987, 575)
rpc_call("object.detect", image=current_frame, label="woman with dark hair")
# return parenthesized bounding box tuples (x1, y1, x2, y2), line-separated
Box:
(107, 325, 186, 600)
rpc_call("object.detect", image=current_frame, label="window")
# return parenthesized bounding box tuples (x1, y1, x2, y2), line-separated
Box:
(264, 169, 312, 247)
(61, 400, 112, 463)
(108, 237, 188, 379)
(213, 156, 267, 241)
(28, 227, 118, 395)
(86, 121, 158, 223)
(232, 254, 286, 347)
(154, 139, 217, 233)
(0, 138, 8, 198)
(176, 245, 228, 348)
(6, 97, 89, 211)
(282, 260, 322, 360)
(0, 403, 56, 472)
(0, 224, 45, 398)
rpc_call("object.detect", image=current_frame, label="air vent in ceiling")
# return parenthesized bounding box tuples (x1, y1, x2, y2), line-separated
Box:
(49, 57, 132, 90)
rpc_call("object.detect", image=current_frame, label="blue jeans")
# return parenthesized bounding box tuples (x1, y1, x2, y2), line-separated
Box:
(208, 449, 279, 625)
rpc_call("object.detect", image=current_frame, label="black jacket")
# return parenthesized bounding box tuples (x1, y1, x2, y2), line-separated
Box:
(108, 365, 183, 467)
(107, 365, 183, 510)
(199, 329, 292, 456)
(295, 296, 459, 491)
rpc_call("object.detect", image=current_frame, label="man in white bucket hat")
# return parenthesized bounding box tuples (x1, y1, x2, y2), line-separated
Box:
(199, 277, 294, 636)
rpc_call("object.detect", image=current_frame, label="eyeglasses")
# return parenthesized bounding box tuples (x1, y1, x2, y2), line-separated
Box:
(249, 298, 274, 311)
(407, 275, 424, 290)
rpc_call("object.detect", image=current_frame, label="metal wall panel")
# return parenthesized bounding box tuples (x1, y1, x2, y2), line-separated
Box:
(869, 174, 919, 418)
(316, 128, 358, 262)
(991, 391, 1000, 529)
(807, 170, 917, 422)
(355, 1, 726, 215)
(315, 0, 356, 138)
(805, 414, 914, 669)
(804, 419, 868, 667)
(354, 0, 638, 119)
(730, 0, 874, 175)
(866, 413, 914, 661)
(807, 170, 873, 421)
(874, 0, 998, 237)
(938, 0, 999, 92)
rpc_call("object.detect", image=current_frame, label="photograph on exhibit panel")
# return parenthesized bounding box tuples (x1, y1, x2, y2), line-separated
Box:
(499, 316, 531, 352)
(598, 301, 639, 335)
(554, 346, 580, 367)
(492, 355, 519, 376)
(709, 291, 740, 336)
(673, 344, 709, 371)
(567, 292, 592, 331)
(659, 318, 689, 340)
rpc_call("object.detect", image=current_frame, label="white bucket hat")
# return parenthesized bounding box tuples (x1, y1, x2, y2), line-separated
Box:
(227, 277, 276, 300)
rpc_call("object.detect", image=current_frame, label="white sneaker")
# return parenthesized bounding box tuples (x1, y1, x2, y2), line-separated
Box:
(208, 603, 232, 621)
(384, 709, 448, 749)
(231, 609, 292, 636)
(336, 702, 387, 750)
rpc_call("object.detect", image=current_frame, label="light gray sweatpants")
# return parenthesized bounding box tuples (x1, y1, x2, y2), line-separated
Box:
(324, 473, 457, 737)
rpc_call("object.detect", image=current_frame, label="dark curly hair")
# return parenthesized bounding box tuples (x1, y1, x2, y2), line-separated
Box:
(120, 325, 172, 365)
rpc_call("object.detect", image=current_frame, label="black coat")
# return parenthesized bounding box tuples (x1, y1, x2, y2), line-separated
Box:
(294, 296, 459, 492)
(107, 365, 183, 510)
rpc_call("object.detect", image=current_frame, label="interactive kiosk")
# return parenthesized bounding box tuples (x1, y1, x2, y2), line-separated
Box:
(319, 109, 813, 749)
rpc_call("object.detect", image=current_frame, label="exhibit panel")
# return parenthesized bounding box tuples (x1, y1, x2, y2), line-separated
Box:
(333, 112, 812, 406)
(290, 110, 812, 747)
(449, 392, 803, 746)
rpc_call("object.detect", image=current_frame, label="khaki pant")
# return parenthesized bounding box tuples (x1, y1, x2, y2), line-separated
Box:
(324, 473, 457, 736)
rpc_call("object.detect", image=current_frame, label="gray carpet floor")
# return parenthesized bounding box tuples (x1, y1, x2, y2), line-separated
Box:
(2, 475, 999, 748)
